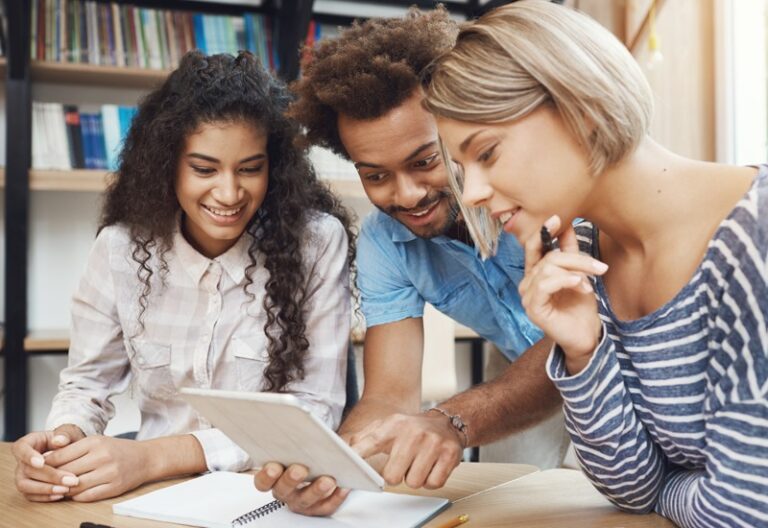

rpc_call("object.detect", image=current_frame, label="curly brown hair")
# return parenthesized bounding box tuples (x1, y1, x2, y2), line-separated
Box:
(288, 7, 458, 159)
(100, 51, 356, 392)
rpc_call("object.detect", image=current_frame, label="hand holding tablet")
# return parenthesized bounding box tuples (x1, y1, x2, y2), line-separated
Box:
(179, 388, 385, 492)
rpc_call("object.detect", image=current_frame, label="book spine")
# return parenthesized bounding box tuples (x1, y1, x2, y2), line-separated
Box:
(32, 102, 45, 168)
(112, 3, 125, 67)
(57, 0, 66, 62)
(165, 10, 178, 68)
(63, 104, 85, 169)
(124, 5, 137, 68)
(156, 9, 169, 69)
(93, 113, 108, 170)
(101, 104, 121, 171)
(79, 113, 92, 170)
(135, 7, 148, 68)
(78, 0, 87, 63)
(87, 1, 99, 65)
(103, 3, 114, 66)
(193, 14, 206, 54)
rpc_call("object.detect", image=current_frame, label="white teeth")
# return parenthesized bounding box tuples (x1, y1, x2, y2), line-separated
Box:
(499, 208, 519, 223)
(204, 205, 242, 217)
(408, 203, 436, 217)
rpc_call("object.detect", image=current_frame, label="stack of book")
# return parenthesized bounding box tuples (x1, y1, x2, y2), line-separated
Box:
(32, 102, 137, 171)
(30, 0, 278, 71)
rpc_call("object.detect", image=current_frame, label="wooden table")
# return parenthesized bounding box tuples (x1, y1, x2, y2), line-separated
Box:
(0, 442, 536, 527)
(425, 468, 677, 528)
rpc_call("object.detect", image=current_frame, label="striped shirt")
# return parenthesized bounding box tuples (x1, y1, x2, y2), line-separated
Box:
(47, 213, 350, 472)
(547, 165, 768, 528)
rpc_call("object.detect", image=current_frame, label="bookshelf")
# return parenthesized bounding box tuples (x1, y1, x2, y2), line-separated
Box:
(0, 168, 366, 197)
(31, 61, 169, 89)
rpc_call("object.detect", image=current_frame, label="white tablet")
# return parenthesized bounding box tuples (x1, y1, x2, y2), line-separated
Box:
(179, 388, 385, 492)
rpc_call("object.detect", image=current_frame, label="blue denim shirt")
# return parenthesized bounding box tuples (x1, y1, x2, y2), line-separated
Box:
(357, 210, 543, 360)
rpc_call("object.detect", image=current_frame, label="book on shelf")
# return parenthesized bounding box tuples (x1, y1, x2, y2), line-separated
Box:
(31, 0, 278, 71)
(33, 101, 136, 171)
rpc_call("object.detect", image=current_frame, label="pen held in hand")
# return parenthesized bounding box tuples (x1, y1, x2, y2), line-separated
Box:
(540, 225, 556, 254)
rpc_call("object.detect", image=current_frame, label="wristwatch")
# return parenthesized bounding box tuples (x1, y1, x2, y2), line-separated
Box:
(427, 407, 469, 448)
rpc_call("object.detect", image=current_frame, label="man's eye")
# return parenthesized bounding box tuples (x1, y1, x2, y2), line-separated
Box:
(365, 173, 386, 183)
(413, 153, 439, 168)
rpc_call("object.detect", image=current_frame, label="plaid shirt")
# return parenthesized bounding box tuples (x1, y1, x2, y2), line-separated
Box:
(47, 213, 350, 472)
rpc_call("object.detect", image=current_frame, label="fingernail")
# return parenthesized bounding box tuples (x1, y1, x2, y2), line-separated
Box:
(581, 279, 593, 293)
(319, 480, 332, 492)
(290, 468, 304, 480)
(62, 476, 79, 486)
(49, 495, 64, 501)
(53, 435, 68, 445)
(266, 467, 278, 478)
(544, 215, 559, 230)
(593, 261, 609, 273)
(31, 456, 45, 468)
(52, 485, 69, 494)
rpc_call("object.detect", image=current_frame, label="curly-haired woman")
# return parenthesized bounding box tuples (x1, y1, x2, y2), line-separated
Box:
(12, 51, 355, 502)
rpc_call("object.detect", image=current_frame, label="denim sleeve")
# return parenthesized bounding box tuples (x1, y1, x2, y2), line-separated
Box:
(356, 217, 424, 327)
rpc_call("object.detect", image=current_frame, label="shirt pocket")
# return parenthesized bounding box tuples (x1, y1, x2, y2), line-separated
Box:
(232, 335, 269, 392)
(128, 340, 176, 400)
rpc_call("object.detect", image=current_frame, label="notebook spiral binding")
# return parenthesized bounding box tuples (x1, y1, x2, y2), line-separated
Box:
(231, 499, 286, 526)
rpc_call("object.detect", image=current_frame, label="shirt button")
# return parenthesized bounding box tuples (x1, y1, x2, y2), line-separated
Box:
(136, 357, 145, 366)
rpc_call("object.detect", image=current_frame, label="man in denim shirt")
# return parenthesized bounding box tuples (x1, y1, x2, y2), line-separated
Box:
(254, 8, 565, 516)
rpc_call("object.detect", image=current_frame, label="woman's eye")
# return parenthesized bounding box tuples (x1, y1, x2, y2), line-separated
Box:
(192, 166, 215, 175)
(478, 146, 496, 163)
(241, 165, 264, 174)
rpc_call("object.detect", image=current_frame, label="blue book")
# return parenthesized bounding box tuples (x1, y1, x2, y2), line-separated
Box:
(243, 14, 254, 53)
(193, 14, 206, 53)
(92, 114, 108, 170)
(118, 106, 136, 140)
(80, 113, 95, 170)
(118, 106, 137, 163)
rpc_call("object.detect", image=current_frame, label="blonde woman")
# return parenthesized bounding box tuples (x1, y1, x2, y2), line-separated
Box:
(425, 1, 768, 526)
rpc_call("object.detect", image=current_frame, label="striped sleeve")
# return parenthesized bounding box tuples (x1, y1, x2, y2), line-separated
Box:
(657, 398, 768, 527)
(549, 339, 768, 528)
(547, 331, 667, 514)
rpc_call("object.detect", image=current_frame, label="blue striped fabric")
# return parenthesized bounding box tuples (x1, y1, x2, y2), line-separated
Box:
(546, 165, 768, 528)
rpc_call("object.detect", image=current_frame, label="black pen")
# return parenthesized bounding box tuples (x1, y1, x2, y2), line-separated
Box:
(540, 225, 556, 254)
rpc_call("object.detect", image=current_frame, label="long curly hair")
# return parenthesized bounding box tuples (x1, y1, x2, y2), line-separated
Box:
(288, 6, 458, 159)
(100, 51, 356, 392)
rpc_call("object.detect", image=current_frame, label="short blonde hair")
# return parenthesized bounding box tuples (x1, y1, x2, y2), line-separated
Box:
(424, 0, 653, 256)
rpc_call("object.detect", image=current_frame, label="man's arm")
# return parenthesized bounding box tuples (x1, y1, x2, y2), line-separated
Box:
(350, 338, 562, 489)
(436, 338, 561, 446)
(339, 318, 424, 436)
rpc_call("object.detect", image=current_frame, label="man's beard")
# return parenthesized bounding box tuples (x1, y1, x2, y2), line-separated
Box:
(377, 189, 461, 239)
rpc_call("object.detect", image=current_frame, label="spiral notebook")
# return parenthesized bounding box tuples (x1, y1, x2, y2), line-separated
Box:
(113, 471, 450, 528)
